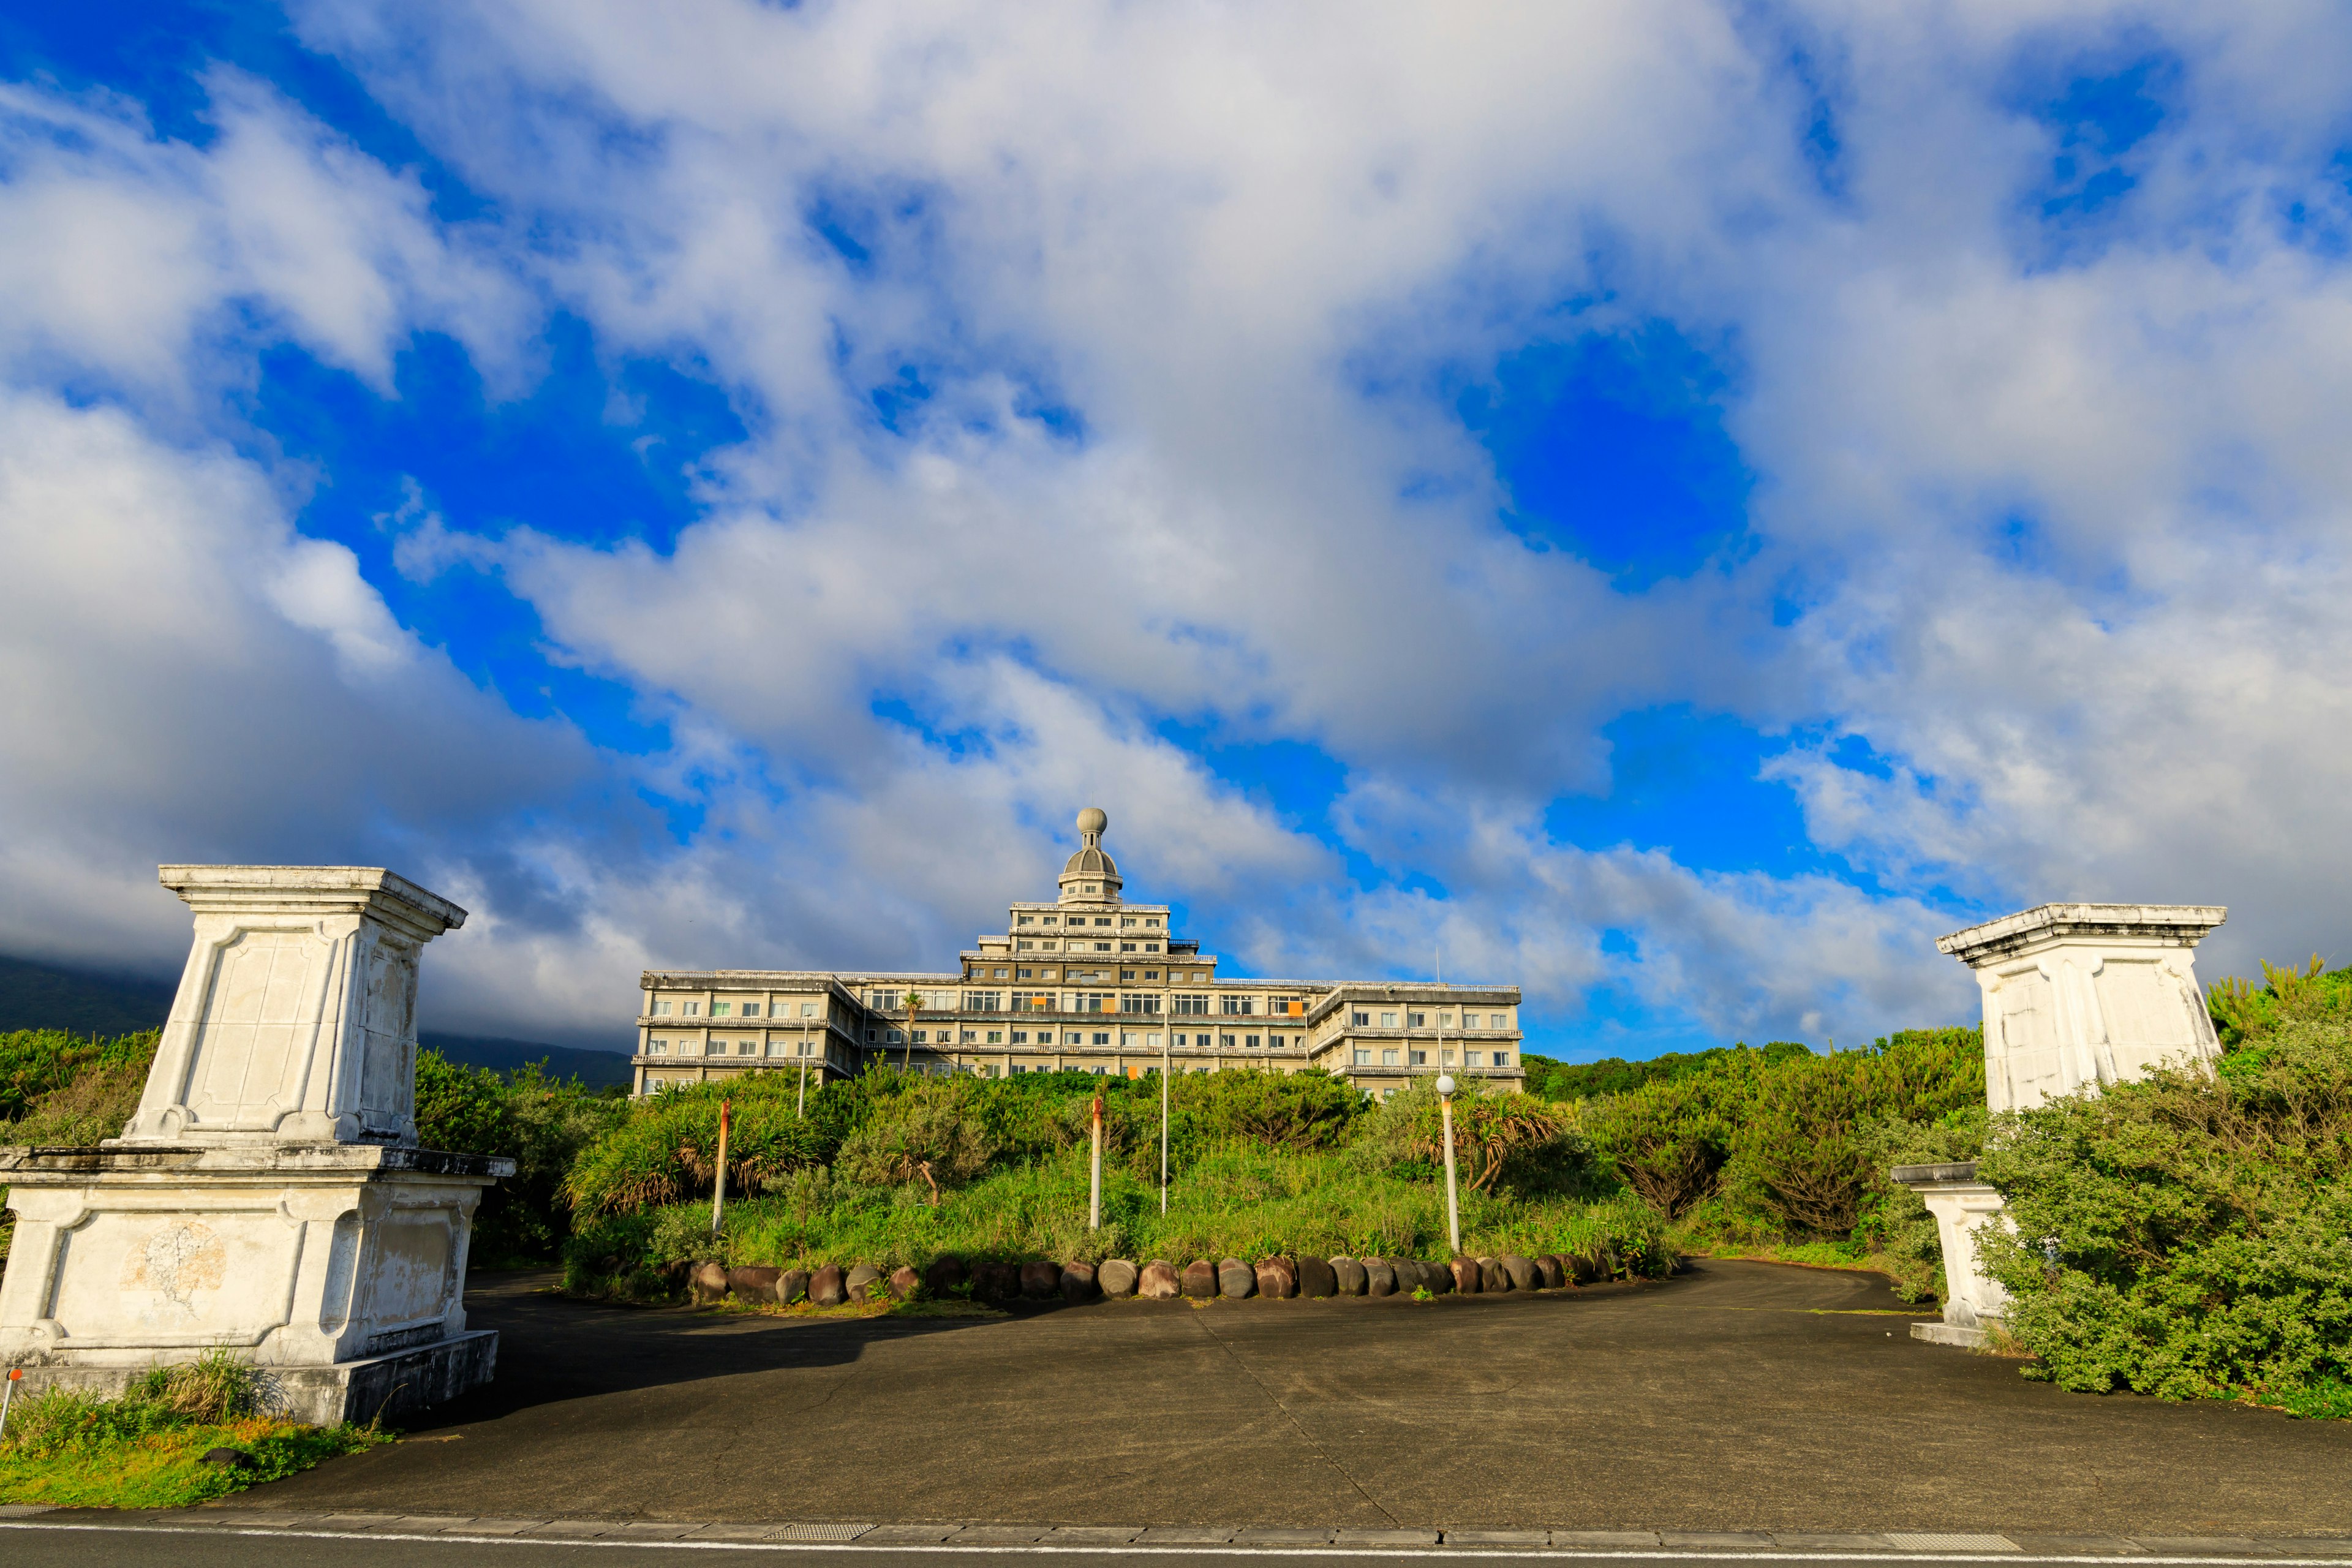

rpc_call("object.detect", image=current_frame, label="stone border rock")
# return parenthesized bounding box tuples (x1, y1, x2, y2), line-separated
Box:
(685, 1247, 1608, 1313)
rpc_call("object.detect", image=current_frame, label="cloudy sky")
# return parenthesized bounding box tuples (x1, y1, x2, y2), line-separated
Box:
(3, 2, 2347, 1058)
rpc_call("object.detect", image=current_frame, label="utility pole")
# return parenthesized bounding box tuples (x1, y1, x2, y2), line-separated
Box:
(1089, 1093, 1104, 1231)
(711, 1098, 731, 1238)
(1436, 1075, 1461, 1256)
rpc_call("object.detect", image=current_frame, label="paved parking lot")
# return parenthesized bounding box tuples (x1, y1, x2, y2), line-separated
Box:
(210, 1259, 2350, 1536)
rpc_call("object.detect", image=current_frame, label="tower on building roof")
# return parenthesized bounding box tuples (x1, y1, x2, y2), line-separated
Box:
(1058, 805, 1122, 903)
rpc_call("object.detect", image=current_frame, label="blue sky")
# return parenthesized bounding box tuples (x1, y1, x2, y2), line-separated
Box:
(3, 2, 2350, 1056)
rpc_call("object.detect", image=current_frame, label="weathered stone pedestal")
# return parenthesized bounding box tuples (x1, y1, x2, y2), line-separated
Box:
(1896, 902, 2225, 1347)
(0, 866, 513, 1424)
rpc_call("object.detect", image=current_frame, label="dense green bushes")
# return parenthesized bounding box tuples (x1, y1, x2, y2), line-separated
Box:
(413, 1052, 627, 1265)
(1979, 968, 2352, 1406)
(1571, 1029, 1983, 1243)
(558, 1067, 1665, 1292)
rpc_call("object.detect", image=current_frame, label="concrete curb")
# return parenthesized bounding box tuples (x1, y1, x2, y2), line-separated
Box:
(3, 1510, 2351, 1559)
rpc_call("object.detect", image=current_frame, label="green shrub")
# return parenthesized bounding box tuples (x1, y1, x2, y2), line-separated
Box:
(564, 1072, 830, 1217)
(413, 1050, 627, 1264)
(1979, 968, 2352, 1404)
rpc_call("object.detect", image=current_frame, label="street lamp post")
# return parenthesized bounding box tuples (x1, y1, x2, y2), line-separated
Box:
(1436, 1074, 1461, 1257)
(1159, 1031, 1170, 1215)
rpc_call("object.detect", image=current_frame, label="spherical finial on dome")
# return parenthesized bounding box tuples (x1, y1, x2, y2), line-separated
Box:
(1076, 806, 1108, 837)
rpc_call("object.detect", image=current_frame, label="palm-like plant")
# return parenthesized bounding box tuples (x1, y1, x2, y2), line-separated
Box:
(902, 989, 921, 1072)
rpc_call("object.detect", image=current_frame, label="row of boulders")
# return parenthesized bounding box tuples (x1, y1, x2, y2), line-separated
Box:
(692, 1248, 1611, 1307)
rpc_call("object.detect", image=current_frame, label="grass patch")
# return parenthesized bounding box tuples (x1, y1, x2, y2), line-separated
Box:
(2256, 1377, 2352, 1420)
(0, 1351, 392, 1507)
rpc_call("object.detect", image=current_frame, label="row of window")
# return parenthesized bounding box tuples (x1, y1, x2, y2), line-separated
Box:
(1352, 1047, 1514, 1069)
(965, 967, 1218, 984)
(647, 998, 829, 1018)
(1013, 913, 1164, 929)
(865, 1027, 1302, 1049)
(1349, 1009, 1511, 1030)
(1015, 939, 1164, 954)
(646, 1038, 834, 1058)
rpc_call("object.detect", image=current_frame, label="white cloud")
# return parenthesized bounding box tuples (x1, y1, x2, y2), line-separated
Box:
(10, 2, 2352, 1054)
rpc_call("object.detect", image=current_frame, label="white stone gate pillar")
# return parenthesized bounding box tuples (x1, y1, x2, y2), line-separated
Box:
(0, 867, 514, 1424)
(1897, 902, 2225, 1346)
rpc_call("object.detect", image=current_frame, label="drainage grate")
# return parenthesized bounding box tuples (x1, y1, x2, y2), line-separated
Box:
(1885, 1535, 2021, 1553)
(770, 1524, 873, 1542)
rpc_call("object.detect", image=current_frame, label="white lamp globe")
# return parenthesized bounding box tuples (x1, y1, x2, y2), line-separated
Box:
(1434, 1074, 1457, 1096)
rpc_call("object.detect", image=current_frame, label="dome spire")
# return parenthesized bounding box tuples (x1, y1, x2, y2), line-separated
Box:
(1058, 805, 1121, 903)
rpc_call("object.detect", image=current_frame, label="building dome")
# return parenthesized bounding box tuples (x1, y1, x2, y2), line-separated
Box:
(1058, 806, 1121, 901)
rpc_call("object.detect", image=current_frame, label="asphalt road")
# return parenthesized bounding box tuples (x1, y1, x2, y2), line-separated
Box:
(6, 1523, 2350, 1568)
(203, 1259, 2347, 1535)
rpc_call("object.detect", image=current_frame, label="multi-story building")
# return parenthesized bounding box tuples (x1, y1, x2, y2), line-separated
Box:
(631, 808, 1524, 1098)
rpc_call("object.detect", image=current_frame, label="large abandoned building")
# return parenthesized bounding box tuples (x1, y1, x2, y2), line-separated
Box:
(632, 808, 1523, 1098)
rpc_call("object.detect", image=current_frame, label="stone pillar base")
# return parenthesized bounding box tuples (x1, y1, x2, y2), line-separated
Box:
(1909, 1321, 1991, 1348)
(0, 1142, 510, 1423)
(4, 1328, 497, 1427)
(1890, 1159, 2011, 1348)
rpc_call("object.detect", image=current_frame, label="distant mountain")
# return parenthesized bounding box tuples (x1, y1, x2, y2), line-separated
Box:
(0, 954, 175, 1037)
(420, 1032, 635, 1089)
(0, 953, 633, 1089)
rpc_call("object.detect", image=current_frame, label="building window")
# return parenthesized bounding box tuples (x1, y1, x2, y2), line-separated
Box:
(1408, 1011, 1425, 1028)
(1221, 997, 1256, 1016)
(986, 1030, 1003, 1044)
(1120, 942, 1136, 952)
(1438, 1013, 1453, 1028)
(1144, 943, 1159, 952)
(1091, 1031, 1110, 1046)
(1409, 1049, 1427, 1066)
(1144, 970, 1159, 981)
(1352, 1011, 1369, 1026)
(649, 1039, 669, 1055)
(1042, 941, 1058, 951)
(682, 1001, 701, 1016)
(993, 967, 1008, 978)
(799, 1001, 817, 1017)
(1016, 967, 1033, 979)
(1147, 918, 1161, 927)
(965, 992, 1001, 1012)
(651, 999, 671, 1016)
(1147, 1033, 1161, 1047)
(1441, 1049, 1456, 1065)
(886, 1029, 903, 1044)
(1353, 1048, 1371, 1066)
(1174, 994, 1209, 1016)
(1381, 1011, 1398, 1027)
(1245, 1035, 1261, 1049)
(704, 1041, 727, 1057)
(1120, 917, 1136, 927)
(1120, 969, 1136, 981)
(1119, 995, 1161, 1014)
(1381, 1048, 1400, 1065)
(1219, 1033, 1236, 1049)
(1494, 1014, 1510, 1029)
(1011, 1030, 1028, 1044)
(1065, 1031, 1083, 1044)
(1493, 1051, 1511, 1067)
(766, 1041, 786, 1057)
(960, 1030, 976, 1043)
(1017, 940, 1033, 950)
(710, 1001, 732, 1017)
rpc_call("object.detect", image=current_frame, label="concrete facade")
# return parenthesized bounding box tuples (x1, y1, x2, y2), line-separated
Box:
(632, 809, 1523, 1098)
(0, 866, 513, 1424)
(1901, 901, 2226, 1346)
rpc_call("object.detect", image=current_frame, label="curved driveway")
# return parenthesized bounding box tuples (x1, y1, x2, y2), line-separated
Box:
(227, 1259, 2351, 1534)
